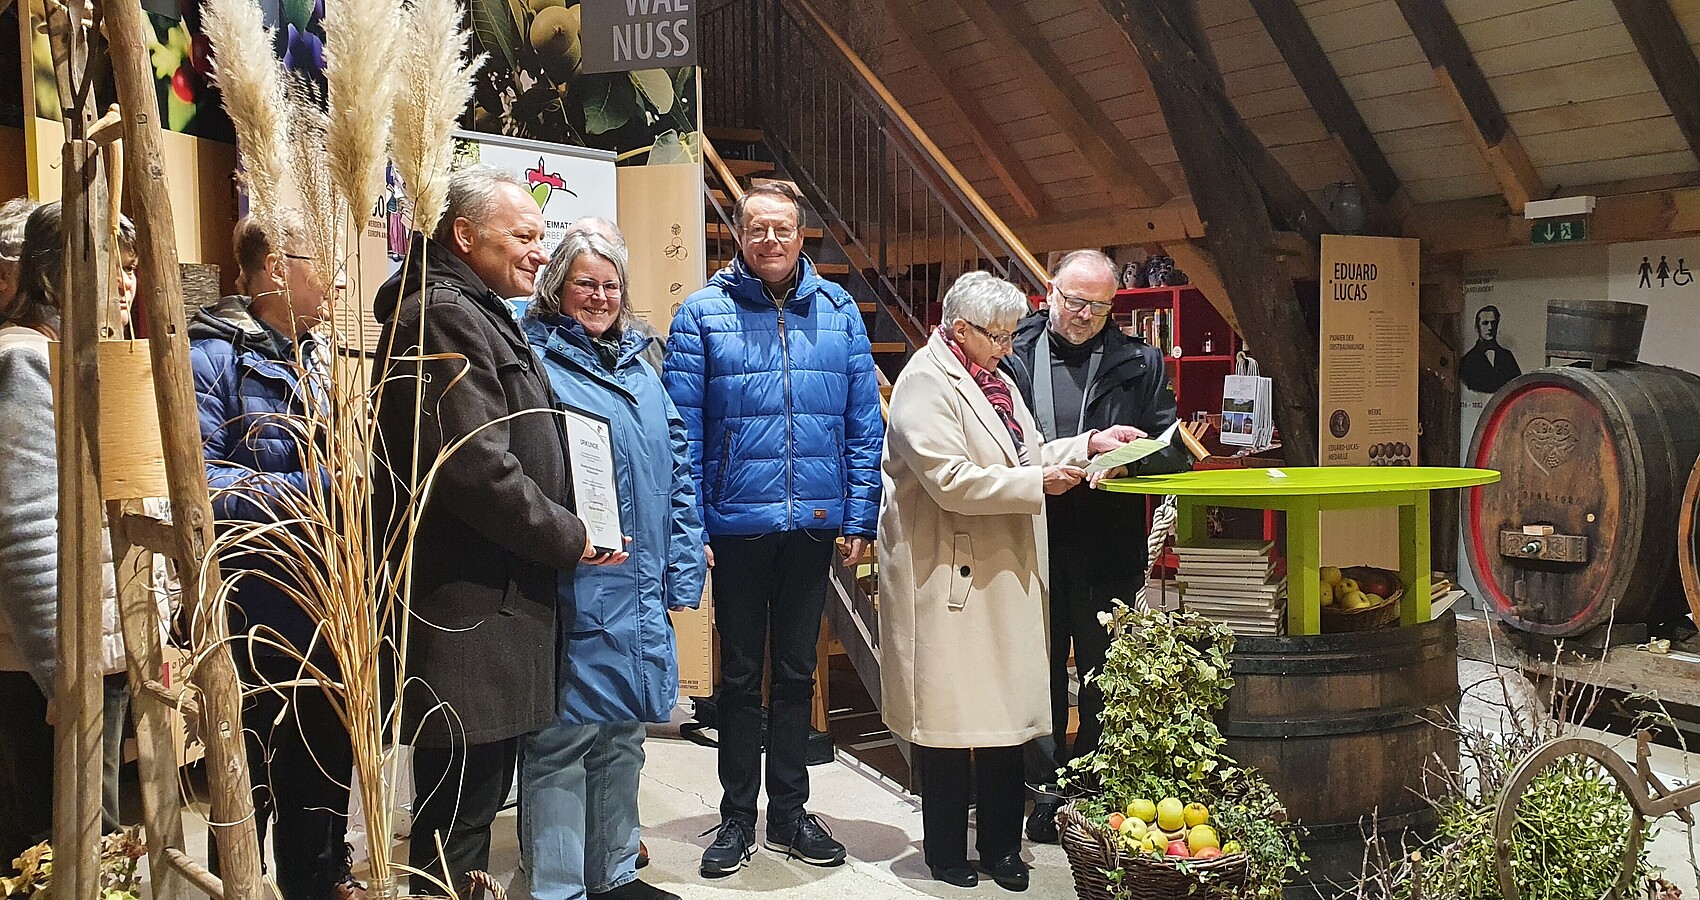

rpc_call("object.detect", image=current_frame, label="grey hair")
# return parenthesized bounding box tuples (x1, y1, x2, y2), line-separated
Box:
(941, 271, 1029, 329)
(1051, 248, 1119, 282)
(433, 164, 531, 244)
(530, 231, 636, 331)
(0, 198, 40, 262)
(566, 216, 627, 251)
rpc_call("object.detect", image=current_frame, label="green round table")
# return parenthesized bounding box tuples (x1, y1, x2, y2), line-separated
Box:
(1100, 466, 1500, 635)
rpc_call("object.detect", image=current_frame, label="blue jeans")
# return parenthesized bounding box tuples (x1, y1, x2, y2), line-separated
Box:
(521, 720, 645, 899)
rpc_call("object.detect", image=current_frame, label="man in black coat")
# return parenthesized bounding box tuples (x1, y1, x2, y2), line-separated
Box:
(372, 165, 610, 892)
(1003, 250, 1190, 842)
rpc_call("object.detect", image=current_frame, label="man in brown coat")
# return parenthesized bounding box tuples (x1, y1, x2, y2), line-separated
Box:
(373, 165, 617, 893)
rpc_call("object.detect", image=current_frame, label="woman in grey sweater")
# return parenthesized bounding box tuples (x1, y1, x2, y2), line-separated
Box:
(0, 202, 167, 870)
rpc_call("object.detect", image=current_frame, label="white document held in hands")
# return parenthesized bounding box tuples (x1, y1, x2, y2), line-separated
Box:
(1084, 421, 1181, 474)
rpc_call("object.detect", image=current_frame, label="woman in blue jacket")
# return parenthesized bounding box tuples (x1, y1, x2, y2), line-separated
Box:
(522, 232, 707, 900)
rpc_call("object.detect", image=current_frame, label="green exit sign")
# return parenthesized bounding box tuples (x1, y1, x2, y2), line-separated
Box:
(1531, 216, 1587, 245)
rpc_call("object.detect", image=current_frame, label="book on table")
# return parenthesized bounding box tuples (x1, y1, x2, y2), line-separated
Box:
(1175, 537, 1285, 633)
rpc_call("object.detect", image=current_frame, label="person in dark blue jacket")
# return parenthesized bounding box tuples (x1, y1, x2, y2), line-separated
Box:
(664, 182, 884, 877)
(521, 232, 705, 900)
(191, 212, 359, 900)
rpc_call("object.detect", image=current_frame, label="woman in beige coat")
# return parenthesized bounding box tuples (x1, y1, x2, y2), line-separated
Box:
(879, 272, 1136, 891)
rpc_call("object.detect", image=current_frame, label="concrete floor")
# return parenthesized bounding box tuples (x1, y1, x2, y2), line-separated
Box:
(152, 660, 1700, 899)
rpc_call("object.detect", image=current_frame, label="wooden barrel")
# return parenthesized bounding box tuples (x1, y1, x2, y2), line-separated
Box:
(1224, 614, 1459, 899)
(1682, 457, 1700, 623)
(1466, 363, 1700, 636)
(1546, 299, 1647, 366)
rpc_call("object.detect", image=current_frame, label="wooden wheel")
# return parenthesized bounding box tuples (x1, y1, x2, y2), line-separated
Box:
(1492, 737, 1644, 900)
(1681, 456, 1700, 623)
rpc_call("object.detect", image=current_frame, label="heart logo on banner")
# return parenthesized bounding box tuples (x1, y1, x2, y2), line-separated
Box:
(1522, 416, 1578, 473)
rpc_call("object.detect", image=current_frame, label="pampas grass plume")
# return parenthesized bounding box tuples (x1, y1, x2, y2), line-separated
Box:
(392, 0, 484, 238)
(284, 78, 346, 290)
(322, 0, 403, 219)
(201, 0, 289, 230)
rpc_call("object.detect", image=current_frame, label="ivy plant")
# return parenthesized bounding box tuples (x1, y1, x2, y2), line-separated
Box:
(1060, 601, 1304, 900)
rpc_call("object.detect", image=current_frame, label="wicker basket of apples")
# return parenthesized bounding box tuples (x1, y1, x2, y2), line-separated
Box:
(1318, 565, 1403, 632)
(1057, 796, 1249, 900)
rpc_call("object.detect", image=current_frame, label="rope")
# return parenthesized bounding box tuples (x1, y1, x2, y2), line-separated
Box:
(1140, 495, 1179, 611)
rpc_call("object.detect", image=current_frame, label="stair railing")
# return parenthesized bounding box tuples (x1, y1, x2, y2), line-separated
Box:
(701, 0, 1048, 344)
(702, 137, 743, 280)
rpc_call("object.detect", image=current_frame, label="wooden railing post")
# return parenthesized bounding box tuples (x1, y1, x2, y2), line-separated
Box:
(101, 0, 265, 894)
(41, 0, 109, 892)
(110, 500, 192, 900)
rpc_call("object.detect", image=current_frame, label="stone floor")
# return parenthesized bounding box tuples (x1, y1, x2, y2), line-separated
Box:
(148, 658, 1700, 899)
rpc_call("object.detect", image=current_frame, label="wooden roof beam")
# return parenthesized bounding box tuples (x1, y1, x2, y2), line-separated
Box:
(948, 0, 1172, 209)
(1406, 183, 1700, 256)
(881, 0, 1051, 219)
(1393, 0, 1544, 214)
(1611, 0, 1700, 170)
(1249, 0, 1401, 208)
(1102, 0, 1321, 464)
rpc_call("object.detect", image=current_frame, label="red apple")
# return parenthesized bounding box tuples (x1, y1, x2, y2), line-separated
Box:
(1107, 813, 1125, 830)
(1165, 840, 1191, 858)
(1194, 847, 1223, 860)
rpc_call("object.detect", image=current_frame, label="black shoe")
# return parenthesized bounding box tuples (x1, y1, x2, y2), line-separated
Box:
(590, 879, 679, 900)
(700, 819, 756, 878)
(929, 865, 978, 887)
(1026, 795, 1062, 844)
(978, 855, 1029, 892)
(637, 839, 649, 870)
(764, 812, 847, 867)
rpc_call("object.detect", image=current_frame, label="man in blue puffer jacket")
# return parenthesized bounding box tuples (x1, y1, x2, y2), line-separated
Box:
(191, 213, 360, 900)
(664, 182, 884, 877)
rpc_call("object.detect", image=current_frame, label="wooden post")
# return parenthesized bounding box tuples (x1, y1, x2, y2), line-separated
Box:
(109, 501, 191, 900)
(99, 0, 264, 894)
(43, 0, 107, 891)
(1100, 0, 1321, 463)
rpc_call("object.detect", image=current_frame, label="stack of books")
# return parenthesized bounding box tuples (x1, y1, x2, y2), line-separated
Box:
(1175, 538, 1285, 635)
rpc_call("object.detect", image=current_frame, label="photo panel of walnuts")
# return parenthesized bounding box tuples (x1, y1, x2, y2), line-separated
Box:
(462, 0, 699, 166)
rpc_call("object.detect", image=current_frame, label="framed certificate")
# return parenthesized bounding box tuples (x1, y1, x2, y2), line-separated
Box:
(560, 405, 624, 555)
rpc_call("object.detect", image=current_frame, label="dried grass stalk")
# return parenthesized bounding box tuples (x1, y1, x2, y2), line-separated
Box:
(284, 78, 346, 291)
(321, 0, 403, 219)
(201, 0, 290, 234)
(391, 0, 484, 238)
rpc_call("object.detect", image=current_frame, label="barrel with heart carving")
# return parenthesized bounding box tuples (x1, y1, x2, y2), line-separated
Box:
(1467, 363, 1700, 636)
(1681, 457, 1700, 621)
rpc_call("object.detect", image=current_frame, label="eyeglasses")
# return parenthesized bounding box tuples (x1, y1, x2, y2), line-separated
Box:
(284, 253, 315, 262)
(1054, 286, 1113, 317)
(741, 223, 799, 243)
(569, 278, 623, 298)
(966, 320, 1014, 348)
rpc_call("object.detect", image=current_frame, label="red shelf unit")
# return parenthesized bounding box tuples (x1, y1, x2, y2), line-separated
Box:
(1114, 286, 1241, 423)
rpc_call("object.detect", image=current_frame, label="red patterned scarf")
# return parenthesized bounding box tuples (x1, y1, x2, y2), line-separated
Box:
(938, 326, 1029, 462)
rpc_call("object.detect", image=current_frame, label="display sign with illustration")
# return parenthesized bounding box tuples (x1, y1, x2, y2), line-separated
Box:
(580, 0, 697, 74)
(1319, 235, 1420, 570)
(1458, 304, 1522, 394)
(462, 0, 698, 166)
(349, 131, 617, 353)
(1318, 235, 1420, 465)
(456, 130, 619, 252)
(23, 0, 241, 140)
(616, 163, 703, 333)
